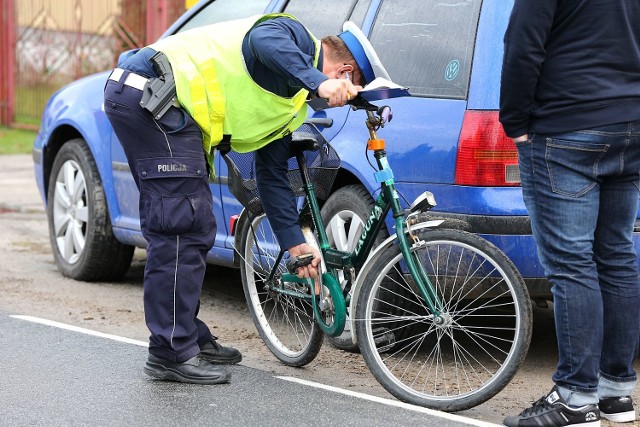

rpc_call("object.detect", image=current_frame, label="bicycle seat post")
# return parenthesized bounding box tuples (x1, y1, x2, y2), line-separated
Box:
(294, 149, 331, 256)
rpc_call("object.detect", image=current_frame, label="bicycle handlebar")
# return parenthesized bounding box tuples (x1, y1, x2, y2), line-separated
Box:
(347, 95, 393, 128)
(346, 95, 379, 111)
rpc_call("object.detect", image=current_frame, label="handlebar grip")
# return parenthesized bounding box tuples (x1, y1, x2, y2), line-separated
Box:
(306, 117, 334, 128)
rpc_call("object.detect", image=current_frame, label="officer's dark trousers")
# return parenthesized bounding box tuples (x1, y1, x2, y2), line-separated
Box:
(104, 71, 215, 363)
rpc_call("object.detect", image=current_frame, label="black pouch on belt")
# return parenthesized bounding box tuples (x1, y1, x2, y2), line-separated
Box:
(139, 51, 178, 120)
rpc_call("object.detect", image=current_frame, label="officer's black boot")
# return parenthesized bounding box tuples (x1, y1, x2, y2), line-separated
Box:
(199, 336, 242, 364)
(144, 353, 230, 384)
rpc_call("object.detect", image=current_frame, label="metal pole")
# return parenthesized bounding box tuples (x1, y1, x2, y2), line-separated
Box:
(145, 0, 186, 44)
(146, 0, 168, 44)
(0, 0, 16, 126)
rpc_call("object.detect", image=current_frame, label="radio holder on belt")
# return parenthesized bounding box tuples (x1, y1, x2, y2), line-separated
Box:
(139, 51, 178, 120)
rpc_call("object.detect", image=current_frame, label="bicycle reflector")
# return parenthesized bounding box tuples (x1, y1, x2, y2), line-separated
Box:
(454, 110, 520, 186)
(229, 214, 239, 236)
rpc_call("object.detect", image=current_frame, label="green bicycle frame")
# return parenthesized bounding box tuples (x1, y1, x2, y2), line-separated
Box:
(307, 110, 443, 319)
(277, 108, 445, 336)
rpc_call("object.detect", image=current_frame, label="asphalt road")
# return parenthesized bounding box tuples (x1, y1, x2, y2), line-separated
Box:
(0, 312, 496, 427)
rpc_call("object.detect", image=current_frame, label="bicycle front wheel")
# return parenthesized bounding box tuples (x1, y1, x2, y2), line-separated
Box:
(238, 213, 324, 367)
(355, 228, 532, 411)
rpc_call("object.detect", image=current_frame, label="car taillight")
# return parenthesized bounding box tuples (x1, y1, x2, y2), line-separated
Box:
(454, 110, 520, 186)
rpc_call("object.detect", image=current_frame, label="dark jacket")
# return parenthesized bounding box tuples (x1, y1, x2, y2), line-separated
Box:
(499, 0, 640, 138)
(123, 17, 323, 250)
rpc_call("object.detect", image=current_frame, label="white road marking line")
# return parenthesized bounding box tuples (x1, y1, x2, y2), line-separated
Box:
(10, 314, 499, 426)
(10, 315, 148, 347)
(276, 376, 501, 427)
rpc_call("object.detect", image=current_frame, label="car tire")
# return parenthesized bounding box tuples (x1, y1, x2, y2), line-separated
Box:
(321, 184, 389, 352)
(47, 138, 134, 281)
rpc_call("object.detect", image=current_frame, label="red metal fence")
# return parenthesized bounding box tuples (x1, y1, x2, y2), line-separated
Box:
(0, 0, 185, 127)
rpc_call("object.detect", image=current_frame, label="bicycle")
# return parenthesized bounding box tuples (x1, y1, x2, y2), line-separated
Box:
(226, 95, 533, 412)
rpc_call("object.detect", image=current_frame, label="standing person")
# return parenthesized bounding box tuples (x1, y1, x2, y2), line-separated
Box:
(103, 14, 389, 385)
(500, 0, 640, 425)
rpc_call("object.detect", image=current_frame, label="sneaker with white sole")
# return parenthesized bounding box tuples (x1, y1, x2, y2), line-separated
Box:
(599, 396, 635, 423)
(503, 386, 600, 427)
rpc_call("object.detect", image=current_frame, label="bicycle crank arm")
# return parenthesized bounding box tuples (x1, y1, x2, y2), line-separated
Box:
(275, 274, 314, 300)
(312, 273, 346, 337)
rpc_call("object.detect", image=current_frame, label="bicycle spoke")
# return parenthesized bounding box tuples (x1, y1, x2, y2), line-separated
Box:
(356, 229, 531, 411)
(240, 214, 323, 366)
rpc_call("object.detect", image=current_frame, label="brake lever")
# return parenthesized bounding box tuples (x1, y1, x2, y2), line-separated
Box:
(347, 95, 379, 112)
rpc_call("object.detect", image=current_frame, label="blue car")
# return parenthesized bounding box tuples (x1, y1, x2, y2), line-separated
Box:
(32, 0, 640, 302)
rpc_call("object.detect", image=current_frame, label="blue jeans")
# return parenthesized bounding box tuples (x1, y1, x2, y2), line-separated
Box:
(517, 120, 640, 402)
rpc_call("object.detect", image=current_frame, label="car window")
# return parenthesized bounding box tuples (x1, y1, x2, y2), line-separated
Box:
(283, 0, 370, 38)
(177, 0, 270, 32)
(370, 0, 482, 99)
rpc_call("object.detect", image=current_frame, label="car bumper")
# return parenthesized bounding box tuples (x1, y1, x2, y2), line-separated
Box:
(429, 211, 640, 298)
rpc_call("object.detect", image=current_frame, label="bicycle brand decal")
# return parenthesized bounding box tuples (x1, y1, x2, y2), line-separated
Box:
(444, 60, 460, 81)
(354, 205, 384, 256)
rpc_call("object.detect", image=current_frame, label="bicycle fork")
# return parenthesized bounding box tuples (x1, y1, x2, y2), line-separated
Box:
(394, 213, 444, 320)
(366, 109, 445, 321)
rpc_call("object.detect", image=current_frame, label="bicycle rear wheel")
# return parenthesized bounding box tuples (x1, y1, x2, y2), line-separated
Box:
(238, 213, 324, 367)
(355, 228, 532, 411)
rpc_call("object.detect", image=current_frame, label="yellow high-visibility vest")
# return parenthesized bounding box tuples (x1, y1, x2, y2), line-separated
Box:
(150, 14, 320, 179)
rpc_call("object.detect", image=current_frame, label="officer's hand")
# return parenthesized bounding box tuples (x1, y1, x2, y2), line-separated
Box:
(317, 79, 361, 107)
(288, 243, 321, 294)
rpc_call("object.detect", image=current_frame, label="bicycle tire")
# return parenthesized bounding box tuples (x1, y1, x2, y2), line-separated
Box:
(239, 213, 324, 367)
(355, 228, 532, 411)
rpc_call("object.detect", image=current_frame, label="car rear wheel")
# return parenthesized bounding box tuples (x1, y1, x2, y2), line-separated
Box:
(321, 184, 389, 352)
(47, 138, 134, 281)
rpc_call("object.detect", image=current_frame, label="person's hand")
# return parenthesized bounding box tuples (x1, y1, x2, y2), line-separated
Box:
(288, 243, 321, 294)
(317, 79, 361, 107)
(512, 134, 528, 143)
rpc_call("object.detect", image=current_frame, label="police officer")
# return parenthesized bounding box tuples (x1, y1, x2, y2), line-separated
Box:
(104, 13, 390, 384)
